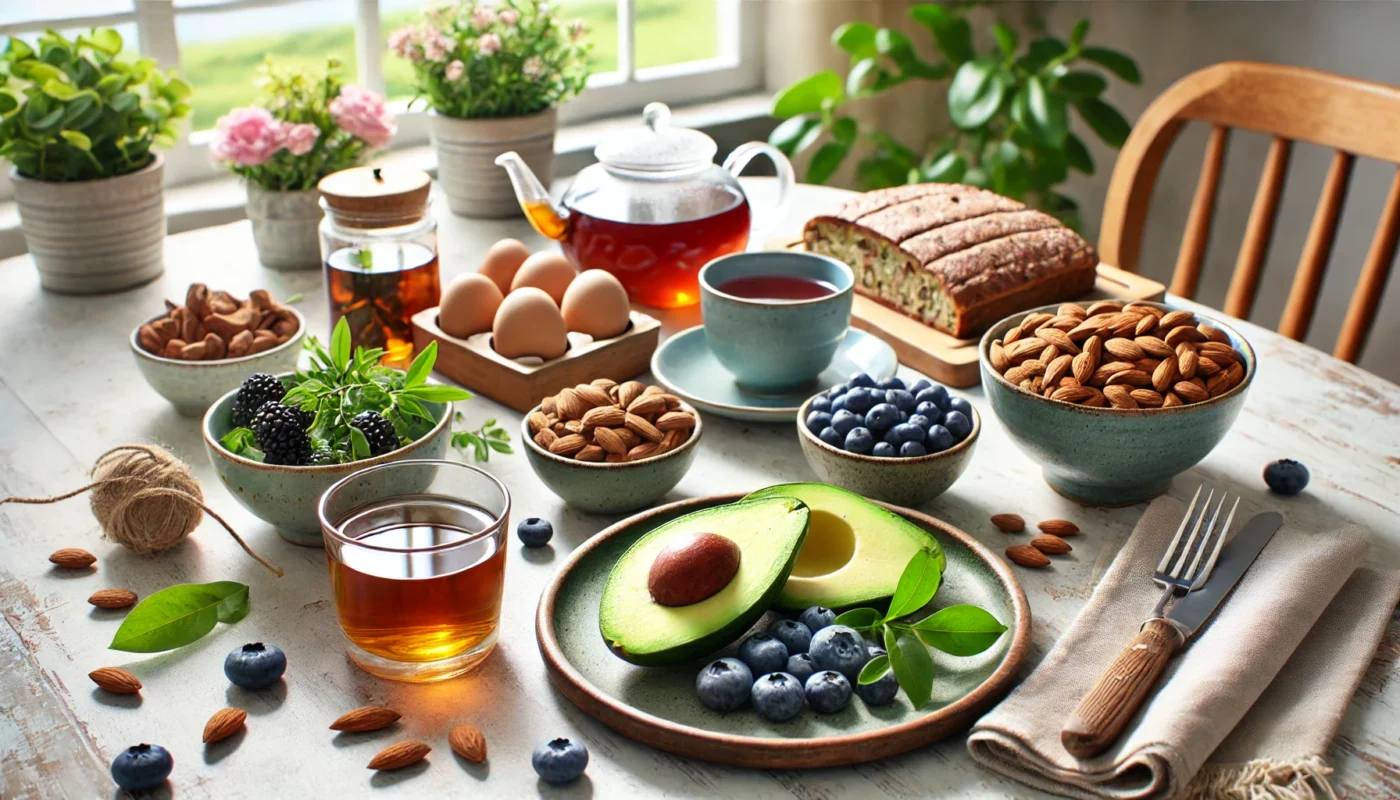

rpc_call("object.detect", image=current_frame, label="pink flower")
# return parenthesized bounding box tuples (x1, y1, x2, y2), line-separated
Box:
(445, 59, 465, 81)
(477, 33, 501, 56)
(211, 107, 284, 167)
(283, 123, 320, 156)
(498, 8, 519, 26)
(570, 20, 586, 41)
(523, 55, 545, 79)
(388, 25, 418, 60)
(421, 26, 454, 62)
(330, 86, 397, 149)
(471, 6, 495, 27)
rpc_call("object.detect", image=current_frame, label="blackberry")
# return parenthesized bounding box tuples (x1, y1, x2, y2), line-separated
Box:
(252, 402, 312, 465)
(231, 373, 287, 428)
(351, 411, 399, 457)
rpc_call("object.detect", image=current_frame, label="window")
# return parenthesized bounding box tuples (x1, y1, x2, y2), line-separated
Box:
(0, 0, 763, 199)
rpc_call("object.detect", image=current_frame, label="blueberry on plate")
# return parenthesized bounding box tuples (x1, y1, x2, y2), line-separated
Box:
(876, 376, 905, 391)
(818, 427, 843, 448)
(864, 403, 900, 433)
(111, 744, 173, 791)
(946, 395, 973, 418)
(908, 413, 933, 431)
(909, 378, 932, 394)
(533, 737, 589, 783)
(808, 625, 871, 681)
(872, 441, 897, 458)
(224, 643, 286, 689)
(886, 389, 916, 412)
(914, 400, 940, 419)
(786, 653, 817, 684)
(915, 384, 950, 411)
(830, 409, 861, 437)
(1264, 459, 1310, 495)
(805, 670, 853, 714)
(768, 619, 813, 655)
(831, 395, 848, 413)
(517, 517, 554, 547)
(856, 665, 900, 706)
(889, 422, 925, 444)
(696, 658, 753, 712)
(900, 441, 928, 458)
(810, 396, 832, 414)
(942, 410, 972, 442)
(738, 634, 789, 676)
(844, 388, 875, 414)
(844, 427, 875, 455)
(806, 410, 833, 433)
(925, 425, 955, 453)
(751, 673, 805, 722)
(798, 606, 836, 633)
(848, 372, 876, 389)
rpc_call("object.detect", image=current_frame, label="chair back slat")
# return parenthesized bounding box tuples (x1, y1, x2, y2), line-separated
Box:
(1170, 125, 1231, 299)
(1224, 136, 1293, 318)
(1279, 150, 1355, 341)
(1335, 166, 1400, 362)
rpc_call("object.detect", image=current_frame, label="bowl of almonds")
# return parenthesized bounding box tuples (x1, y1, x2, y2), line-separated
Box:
(521, 379, 702, 514)
(979, 301, 1255, 506)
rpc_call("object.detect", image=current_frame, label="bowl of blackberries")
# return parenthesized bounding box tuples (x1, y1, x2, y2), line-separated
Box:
(202, 319, 469, 545)
(796, 373, 979, 507)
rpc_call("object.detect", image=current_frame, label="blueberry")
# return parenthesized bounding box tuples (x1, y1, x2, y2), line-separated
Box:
(898, 441, 927, 458)
(886, 389, 916, 412)
(806, 410, 833, 434)
(224, 642, 286, 689)
(808, 625, 871, 681)
(696, 658, 753, 712)
(914, 400, 940, 419)
(898, 410, 910, 423)
(925, 425, 954, 453)
(111, 743, 173, 791)
(827, 382, 849, 397)
(915, 385, 951, 411)
(1264, 459, 1310, 495)
(908, 413, 933, 431)
(818, 427, 842, 448)
(738, 634, 789, 676)
(785, 653, 817, 684)
(810, 396, 832, 414)
(856, 666, 900, 706)
(882, 428, 903, 447)
(830, 395, 847, 413)
(830, 409, 860, 436)
(867, 643, 887, 659)
(942, 410, 972, 442)
(864, 403, 900, 433)
(909, 378, 932, 394)
(532, 737, 589, 783)
(889, 422, 925, 444)
(875, 376, 905, 391)
(848, 372, 876, 389)
(844, 427, 874, 455)
(768, 619, 812, 655)
(798, 606, 836, 633)
(517, 517, 553, 547)
(946, 395, 973, 418)
(872, 442, 897, 458)
(750, 672, 805, 722)
(844, 388, 875, 413)
(805, 670, 853, 714)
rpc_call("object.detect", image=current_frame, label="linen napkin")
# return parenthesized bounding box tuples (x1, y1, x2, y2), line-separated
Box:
(966, 496, 1400, 800)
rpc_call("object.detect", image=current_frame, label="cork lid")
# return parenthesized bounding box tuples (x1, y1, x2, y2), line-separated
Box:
(318, 166, 431, 227)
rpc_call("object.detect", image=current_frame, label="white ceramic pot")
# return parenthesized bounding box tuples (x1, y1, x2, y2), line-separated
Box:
(246, 185, 323, 271)
(11, 155, 165, 294)
(430, 107, 556, 218)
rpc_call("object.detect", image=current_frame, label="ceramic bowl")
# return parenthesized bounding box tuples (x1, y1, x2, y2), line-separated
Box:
(520, 402, 703, 514)
(795, 394, 980, 507)
(202, 374, 453, 545)
(979, 302, 1256, 506)
(131, 307, 306, 416)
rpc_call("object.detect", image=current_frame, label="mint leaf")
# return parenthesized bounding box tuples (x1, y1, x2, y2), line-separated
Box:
(858, 654, 891, 685)
(403, 384, 472, 402)
(834, 607, 880, 629)
(348, 426, 371, 460)
(885, 548, 941, 621)
(110, 582, 249, 653)
(910, 605, 1008, 656)
(404, 341, 436, 388)
(329, 317, 351, 372)
(219, 427, 257, 454)
(885, 626, 934, 709)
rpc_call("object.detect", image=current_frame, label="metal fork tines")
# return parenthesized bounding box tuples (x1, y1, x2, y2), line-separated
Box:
(1149, 485, 1240, 616)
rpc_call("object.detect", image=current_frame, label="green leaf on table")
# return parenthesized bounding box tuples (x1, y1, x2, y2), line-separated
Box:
(805, 141, 850, 185)
(329, 317, 351, 372)
(1079, 46, 1141, 84)
(831, 22, 878, 59)
(885, 626, 933, 709)
(110, 581, 250, 653)
(858, 654, 891, 685)
(885, 548, 942, 620)
(834, 607, 881, 629)
(948, 55, 1011, 130)
(772, 70, 843, 118)
(911, 604, 1008, 656)
(404, 341, 436, 388)
(1076, 98, 1132, 148)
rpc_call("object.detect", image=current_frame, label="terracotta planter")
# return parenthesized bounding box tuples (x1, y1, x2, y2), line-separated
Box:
(11, 155, 165, 294)
(246, 185, 323, 271)
(430, 107, 556, 218)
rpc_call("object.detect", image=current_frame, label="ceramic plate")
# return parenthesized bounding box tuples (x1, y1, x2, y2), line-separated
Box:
(535, 493, 1030, 769)
(650, 326, 898, 423)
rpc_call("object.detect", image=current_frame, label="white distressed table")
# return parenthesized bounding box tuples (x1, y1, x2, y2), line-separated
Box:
(2, 181, 1398, 799)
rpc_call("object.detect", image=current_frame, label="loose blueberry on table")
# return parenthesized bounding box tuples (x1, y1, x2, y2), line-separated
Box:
(224, 642, 287, 689)
(1264, 459, 1310, 496)
(532, 737, 589, 783)
(809, 373, 972, 458)
(517, 517, 554, 547)
(111, 743, 173, 791)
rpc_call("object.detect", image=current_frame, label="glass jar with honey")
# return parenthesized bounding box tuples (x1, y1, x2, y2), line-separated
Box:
(318, 167, 441, 368)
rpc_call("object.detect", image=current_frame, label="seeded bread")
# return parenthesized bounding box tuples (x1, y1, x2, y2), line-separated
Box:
(804, 184, 1098, 337)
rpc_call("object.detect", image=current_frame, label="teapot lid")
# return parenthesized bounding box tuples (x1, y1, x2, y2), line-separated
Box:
(594, 102, 717, 172)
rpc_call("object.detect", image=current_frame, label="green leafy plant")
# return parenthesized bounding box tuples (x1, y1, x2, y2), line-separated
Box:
(0, 29, 192, 182)
(768, 4, 1140, 228)
(834, 548, 1007, 708)
(109, 581, 249, 653)
(452, 413, 513, 462)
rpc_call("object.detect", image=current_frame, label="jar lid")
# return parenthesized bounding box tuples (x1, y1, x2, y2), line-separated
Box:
(318, 166, 431, 227)
(593, 102, 718, 172)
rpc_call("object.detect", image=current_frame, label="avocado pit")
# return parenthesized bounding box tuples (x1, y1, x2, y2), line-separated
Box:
(647, 532, 741, 606)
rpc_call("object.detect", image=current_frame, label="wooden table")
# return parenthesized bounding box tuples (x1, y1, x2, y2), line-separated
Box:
(2, 180, 1398, 799)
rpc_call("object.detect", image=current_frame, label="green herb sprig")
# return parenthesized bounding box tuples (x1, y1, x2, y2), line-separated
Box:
(109, 581, 249, 653)
(452, 412, 513, 462)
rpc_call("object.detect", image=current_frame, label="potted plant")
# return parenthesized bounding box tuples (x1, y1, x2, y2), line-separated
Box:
(213, 58, 395, 270)
(390, 0, 591, 218)
(0, 29, 192, 294)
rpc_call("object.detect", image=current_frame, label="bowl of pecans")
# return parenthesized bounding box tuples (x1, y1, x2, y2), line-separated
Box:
(979, 301, 1255, 506)
(521, 379, 703, 514)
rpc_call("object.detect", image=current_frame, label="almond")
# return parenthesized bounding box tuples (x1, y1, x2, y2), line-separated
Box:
(624, 413, 664, 443)
(574, 444, 606, 462)
(88, 588, 137, 609)
(368, 741, 430, 771)
(1152, 356, 1179, 393)
(1103, 385, 1139, 409)
(541, 396, 557, 416)
(1022, 312, 1055, 331)
(581, 405, 626, 428)
(49, 548, 96, 569)
(1157, 309, 1196, 330)
(1031, 535, 1072, 555)
(1050, 385, 1095, 404)
(1163, 392, 1184, 407)
(1085, 300, 1124, 317)
(626, 442, 659, 461)
(572, 384, 612, 408)
(616, 380, 646, 408)
(1130, 389, 1165, 408)
(1006, 544, 1050, 568)
(1104, 369, 1151, 388)
(1035, 328, 1079, 354)
(1178, 346, 1199, 380)
(89, 666, 141, 694)
(626, 394, 666, 418)
(1042, 354, 1073, 389)
(1165, 325, 1208, 347)
(1134, 313, 1158, 336)
(203, 707, 247, 743)
(989, 341, 1009, 372)
(1067, 317, 1108, 341)
(1071, 350, 1097, 384)
(1174, 381, 1209, 403)
(1104, 338, 1146, 362)
(1135, 335, 1175, 359)
(1199, 341, 1239, 363)
(331, 705, 402, 732)
(655, 411, 696, 431)
(1038, 519, 1080, 536)
(1196, 356, 1223, 377)
(534, 428, 557, 449)
(1004, 324, 1024, 344)
(592, 426, 629, 455)
(554, 389, 585, 421)
(527, 411, 550, 434)
(590, 377, 618, 390)
(448, 723, 487, 763)
(547, 433, 587, 456)
(1058, 302, 1087, 318)
(1004, 337, 1045, 364)
(1199, 323, 1230, 344)
(990, 513, 1025, 533)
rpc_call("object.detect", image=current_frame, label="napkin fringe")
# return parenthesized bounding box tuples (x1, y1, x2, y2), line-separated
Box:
(1184, 754, 1335, 800)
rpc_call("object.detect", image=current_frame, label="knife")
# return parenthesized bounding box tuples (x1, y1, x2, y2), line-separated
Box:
(1061, 511, 1283, 758)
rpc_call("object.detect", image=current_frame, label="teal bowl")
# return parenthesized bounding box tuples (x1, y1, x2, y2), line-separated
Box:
(978, 303, 1255, 506)
(202, 374, 453, 545)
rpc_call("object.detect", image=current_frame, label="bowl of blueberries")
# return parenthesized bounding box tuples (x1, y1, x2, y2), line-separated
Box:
(797, 372, 978, 507)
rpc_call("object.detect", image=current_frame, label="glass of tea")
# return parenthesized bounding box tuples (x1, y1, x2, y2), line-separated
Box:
(318, 460, 509, 683)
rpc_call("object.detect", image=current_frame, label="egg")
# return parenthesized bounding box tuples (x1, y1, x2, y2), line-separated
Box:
(478, 238, 531, 293)
(510, 251, 577, 304)
(492, 287, 568, 360)
(437, 272, 503, 338)
(561, 269, 631, 339)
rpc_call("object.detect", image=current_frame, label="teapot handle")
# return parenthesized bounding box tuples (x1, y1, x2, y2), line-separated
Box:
(722, 142, 795, 249)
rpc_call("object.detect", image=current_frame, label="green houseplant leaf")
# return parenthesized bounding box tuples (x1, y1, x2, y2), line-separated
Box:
(109, 582, 250, 653)
(772, 70, 843, 118)
(832, 22, 878, 59)
(948, 55, 1011, 130)
(911, 604, 1009, 656)
(1077, 98, 1133, 147)
(1079, 46, 1142, 84)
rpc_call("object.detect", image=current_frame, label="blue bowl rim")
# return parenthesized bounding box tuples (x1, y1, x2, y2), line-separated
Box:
(519, 398, 703, 469)
(795, 392, 980, 465)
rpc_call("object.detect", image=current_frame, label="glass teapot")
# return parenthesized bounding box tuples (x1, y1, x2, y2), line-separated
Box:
(496, 102, 793, 308)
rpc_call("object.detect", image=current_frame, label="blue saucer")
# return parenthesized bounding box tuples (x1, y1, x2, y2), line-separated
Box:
(650, 326, 898, 423)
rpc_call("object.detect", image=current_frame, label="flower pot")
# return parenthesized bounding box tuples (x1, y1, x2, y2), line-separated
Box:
(246, 185, 323, 271)
(430, 107, 556, 218)
(11, 155, 165, 294)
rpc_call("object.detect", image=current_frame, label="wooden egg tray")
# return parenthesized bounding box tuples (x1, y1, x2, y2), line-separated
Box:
(411, 308, 661, 412)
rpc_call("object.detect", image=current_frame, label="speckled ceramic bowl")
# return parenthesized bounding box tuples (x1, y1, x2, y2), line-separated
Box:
(520, 402, 703, 515)
(794, 394, 979, 507)
(979, 302, 1256, 506)
(131, 307, 306, 416)
(202, 374, 452, 545)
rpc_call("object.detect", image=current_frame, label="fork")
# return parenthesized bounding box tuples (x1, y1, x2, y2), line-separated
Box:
(1147, 484, 1241, 619)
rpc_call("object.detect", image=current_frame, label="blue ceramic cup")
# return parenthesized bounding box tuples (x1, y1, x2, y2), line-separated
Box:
(699, 251, 854, 392)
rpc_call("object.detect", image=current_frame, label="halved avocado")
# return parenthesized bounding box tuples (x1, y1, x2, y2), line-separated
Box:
(599, 497, 809, 666)
(743, 483, 943, 610)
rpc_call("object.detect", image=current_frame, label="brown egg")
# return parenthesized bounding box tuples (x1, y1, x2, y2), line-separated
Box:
(510, 251, 576, 304)
(492, 287, 568, 360)
(478, 238, 531, 294)
(561, 269, 631, 339)
(438, 273, 503, 338)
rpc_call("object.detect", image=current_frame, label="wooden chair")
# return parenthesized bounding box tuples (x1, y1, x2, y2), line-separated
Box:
(1099, 61, 1400, 363)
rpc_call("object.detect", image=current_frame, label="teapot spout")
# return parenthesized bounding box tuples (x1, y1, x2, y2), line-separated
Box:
(495, 150, 567, 240)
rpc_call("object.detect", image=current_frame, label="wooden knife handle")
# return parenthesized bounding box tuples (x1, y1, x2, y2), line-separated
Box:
(1061, 618, 1184, 758)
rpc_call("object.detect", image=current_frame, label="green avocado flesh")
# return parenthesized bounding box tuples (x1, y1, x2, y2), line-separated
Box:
(599, 497, 810, 666)
(743, 483, 944, 610)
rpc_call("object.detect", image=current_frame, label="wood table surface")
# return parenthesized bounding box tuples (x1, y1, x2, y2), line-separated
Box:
(2, 180, 1398, 799)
